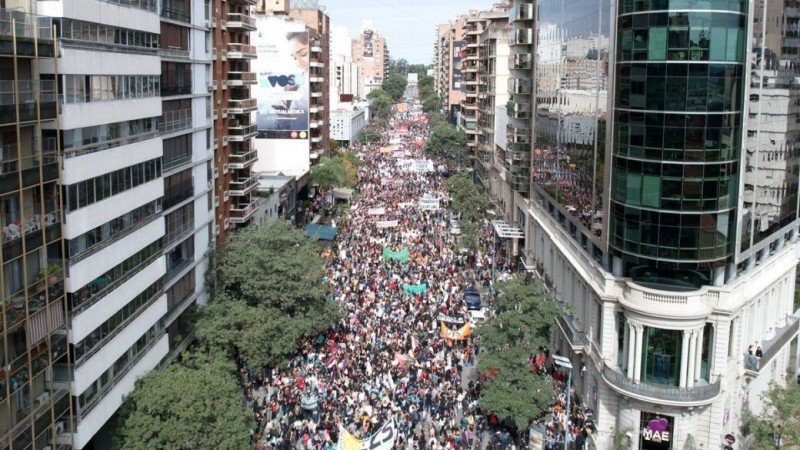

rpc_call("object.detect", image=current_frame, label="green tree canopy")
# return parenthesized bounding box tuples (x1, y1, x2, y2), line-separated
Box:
(382, 71, 409, 101)
(360, 126, 383, 144)
(745, 379, 800, 448)
(426, 123, 469, 169)
(114, 351, 253, 450)
(476, 279, 562, 429)
(198, 221, 341, 367)
(369, 90, 393, 119)
(444, 173, 489, 222)
(309, 155, 359, 190)
(422, 95, 440, 114)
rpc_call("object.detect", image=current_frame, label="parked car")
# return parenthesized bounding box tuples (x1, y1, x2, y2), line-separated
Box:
(464, 286, 481, 310)
(449, 219, 462, 235)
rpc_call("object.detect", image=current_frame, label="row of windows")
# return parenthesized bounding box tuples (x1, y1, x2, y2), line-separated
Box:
(69, 240, 162, 312)
(58, 18, 159, 52)
(64, 159, 162, 212)
(620, 0, 746, 14)
(76, 322, 162, 417)
(74, 280, 163, 363)
(63, 75, 160, 104)
(616, 71, 743, 113)
(610, 209, 734, 261)
(67, 200, 162, 261)
(618, 24, 745, 62)
(63, 117, 159, 155)
(612, 169, 737, 211)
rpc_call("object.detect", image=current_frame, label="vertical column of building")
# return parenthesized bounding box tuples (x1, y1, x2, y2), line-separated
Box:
(212, 0, 259, 241)
(34, 0, 166, 445)
(458, 14, 482, 160)
(159, 0, 214, 366)
(507, 1, 534, 196)
(0, 10, 72, 449)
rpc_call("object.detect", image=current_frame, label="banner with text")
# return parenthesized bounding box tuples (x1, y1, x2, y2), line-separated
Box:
(441, 322, 472, 341)
(337, 418, 398, 450)
(375, 220, 399, 228)
(419, 195, 440, 211)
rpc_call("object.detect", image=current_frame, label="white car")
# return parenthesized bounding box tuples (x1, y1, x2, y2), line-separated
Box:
(449, 219, 462, 235)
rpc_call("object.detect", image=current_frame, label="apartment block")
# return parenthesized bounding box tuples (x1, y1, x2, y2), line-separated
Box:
(211, 0, 259, 241)
(351, 20, 388, 96)
(490, 0, 800, 447)
(433, 17, 467, 123)
(0, 10, 72, 450)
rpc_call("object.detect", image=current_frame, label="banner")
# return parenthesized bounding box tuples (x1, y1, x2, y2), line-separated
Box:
(437, 312, 464, 324)
(403, 283, 428, 295)
(254, 17, 309, 139)
(375, 220, 399, 228)
(338, 419, 398, 450)
(382, 247, 409, 262)
(379, 146, 393, 154)
(419, 195, 440, 211)
(397, 202, 414, 209)
(441, 322, 471, 340)
(367, 207, 386, 216)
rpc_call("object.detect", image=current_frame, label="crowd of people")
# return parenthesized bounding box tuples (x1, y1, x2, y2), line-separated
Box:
(239, 100, 594, 449)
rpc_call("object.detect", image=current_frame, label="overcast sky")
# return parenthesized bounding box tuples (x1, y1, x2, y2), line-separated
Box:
(322, 0, 496, 64)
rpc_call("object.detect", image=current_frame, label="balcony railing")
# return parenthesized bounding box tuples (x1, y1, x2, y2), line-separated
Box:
(161, 83, 192, 96)
(227, 71, 257, 86)
(229, 150, 257, 169)
(602, 363, 721, 404)
(230, 199, 260, 223)
(228, 122, 257, 141)
(0, 80, 57, 124)
(226, 13, 256, 30)
(159, 46, 191, 59)
(160, 108, 192, 134)
(229, 175, 258, 196)
(0, 10, 54, 42)
(1, 205, 60, 245)
(160, 5, 190, 23)
(744, 316, 799, 374)
(227, 43, 257, 59)
(229, 98, 257, 113)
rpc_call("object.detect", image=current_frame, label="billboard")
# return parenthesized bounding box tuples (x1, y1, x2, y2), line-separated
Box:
(253, 18, 309, 139)
(363, 29, 374, 57)
(452, 40, 465, 90)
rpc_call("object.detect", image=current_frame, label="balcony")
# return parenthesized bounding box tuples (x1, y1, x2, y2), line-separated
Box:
(744, 316, 799, 375)
(507, 124, 531, 144)
(160, 108, 192, 135)
(229, 149, 257, 169)
(509, 78, 533, 94)
(226, 13, 256, 31)
(0, 142, 59, 186)
(228, 120, 257, 141)
(228, 98, 257, 114)
(0, 80, 57, 125)
(227, 43, 257, 59)
(0, 12, 55, 57)
(229, 0, 257, 6)
(227, 71, 257, 86)
(229, 198, 260, 224)
(229, 174, 258, 196)
(161, 83, 192, 96)
(508, 102, 532, 120)
(159, 46, 190, 60)
(514, 3, 535, 21)
(160, 5, 190, 23)
(512, 28, 533, 46)
(602, 363, 721, 406)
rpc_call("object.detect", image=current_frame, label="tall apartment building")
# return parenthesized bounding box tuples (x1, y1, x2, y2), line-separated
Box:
(289, 1, 330, 162)
(433, 17, 467, 123)
(211, 0, 259, 241)
(0, 10, 72, 450)
(9, 0, 215, 446)
(470, 10, 513, 218)
(351, 20, 388, 96)
(499, 0, 800, 447)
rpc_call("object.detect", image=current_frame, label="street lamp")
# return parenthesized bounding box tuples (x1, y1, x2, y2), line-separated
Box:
(553, 355, 573, 450)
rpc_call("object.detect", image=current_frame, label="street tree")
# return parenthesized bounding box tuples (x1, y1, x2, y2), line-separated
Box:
(360, 126, 383, 144)
(444, 173, 489, 221)
(476, 278, 562, 430)
(114, 351, 253, 450)
(745, 380, 800, 448)
(382, 71, 409, 101)
(422, 95, 440, 114)
(426, 123, 469, 168)
(479, 347, 557, 431)
(310, 155, 359, 190)
(197, 221, 341, 368)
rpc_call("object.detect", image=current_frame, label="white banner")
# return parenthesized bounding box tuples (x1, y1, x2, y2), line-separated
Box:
(375, 220, 399, 228)
(397, 202, 414, 209)
(437, 312, 464, 324)
(419, 195, 440, 211)
(365, 418, 398, 450)
(367, 207, 386, 216)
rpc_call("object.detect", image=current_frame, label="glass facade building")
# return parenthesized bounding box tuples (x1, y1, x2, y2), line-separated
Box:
(609, 2, 748, 286)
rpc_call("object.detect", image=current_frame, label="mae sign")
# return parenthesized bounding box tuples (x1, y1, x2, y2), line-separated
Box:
(640, 413, 673, 450)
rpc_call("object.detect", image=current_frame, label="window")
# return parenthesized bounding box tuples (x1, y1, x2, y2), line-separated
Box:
(64, 159, 162, 212)
(63, 74, 160, 104)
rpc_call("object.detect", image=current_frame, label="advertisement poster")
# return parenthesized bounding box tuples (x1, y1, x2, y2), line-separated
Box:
(640, 412, 673, 450)
(253, 19, 309, 139)
(452, 40, 465, 90)
(363, 29, 374, 57)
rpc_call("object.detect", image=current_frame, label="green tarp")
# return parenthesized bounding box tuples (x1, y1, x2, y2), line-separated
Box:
(403, 283, 428, 295)
(382, 247, 409, 262)
(305, 224, 338, 241)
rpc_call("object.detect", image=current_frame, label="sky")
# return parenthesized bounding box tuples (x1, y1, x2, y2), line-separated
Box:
(321, 0, 496, 64)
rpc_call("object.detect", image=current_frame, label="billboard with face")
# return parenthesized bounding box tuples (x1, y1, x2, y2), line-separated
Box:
(452, 40, 465, 90)
(363, 29, 374, 57)
(254, 18, 309, 139)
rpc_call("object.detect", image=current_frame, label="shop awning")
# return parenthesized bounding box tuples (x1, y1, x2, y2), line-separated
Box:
(305, 224, 338, 241)
(492, 219, 524, 239)
(332, 188, 355, 200)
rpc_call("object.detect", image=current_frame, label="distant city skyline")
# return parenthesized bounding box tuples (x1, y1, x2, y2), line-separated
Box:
(322, 0, 495, 64)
